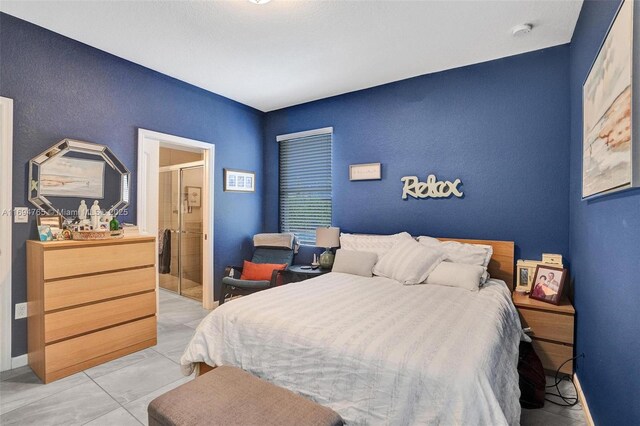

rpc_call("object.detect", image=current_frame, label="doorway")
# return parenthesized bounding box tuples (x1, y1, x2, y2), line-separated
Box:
(158, 148, 205, 301)
(137, 129, 215, 310)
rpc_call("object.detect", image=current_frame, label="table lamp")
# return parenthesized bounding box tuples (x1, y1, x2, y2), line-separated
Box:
(316, 227, 340, 269)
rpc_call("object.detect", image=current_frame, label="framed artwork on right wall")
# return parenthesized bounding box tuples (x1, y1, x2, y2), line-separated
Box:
(582, 0, 638, 199)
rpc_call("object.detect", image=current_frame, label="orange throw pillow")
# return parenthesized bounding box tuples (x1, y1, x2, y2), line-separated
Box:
(240, 260, 287, 281)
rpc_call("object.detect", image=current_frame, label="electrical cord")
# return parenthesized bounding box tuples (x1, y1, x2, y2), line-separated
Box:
(544, 353, 585, 407)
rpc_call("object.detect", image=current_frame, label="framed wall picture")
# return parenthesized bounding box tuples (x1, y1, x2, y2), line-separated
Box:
(349, 163, 381, 181)
(582, 0, 636, 199)
(37, 225, 53, 242)
(224, 169, 255, 192)
(40, 156, 105, 199)
(529, 265, 567, 305)
(186, 186, 201, 207)
(37, 214, 63, 232)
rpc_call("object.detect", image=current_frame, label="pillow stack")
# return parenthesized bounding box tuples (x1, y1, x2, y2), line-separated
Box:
(417, 236, 493, 291)
(331, 232, 493, 291)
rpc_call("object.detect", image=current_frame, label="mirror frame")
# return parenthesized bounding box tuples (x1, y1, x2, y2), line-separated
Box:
(29, 139, 130, 221)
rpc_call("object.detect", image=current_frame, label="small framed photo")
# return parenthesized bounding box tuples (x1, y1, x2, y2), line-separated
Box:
(224, 169, 255, 192)
(529, 265, 567, 305)
(37, 214, 63, 229)
(37, 225, 54, 242)
(349, 163, 382, 181)
(37, 214, 63, 236)
(186, 186, 201, 207)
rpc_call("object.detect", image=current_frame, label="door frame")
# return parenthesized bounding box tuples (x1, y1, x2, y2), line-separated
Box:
(137, 129, 215, 310)
(1, 97, 14, 371)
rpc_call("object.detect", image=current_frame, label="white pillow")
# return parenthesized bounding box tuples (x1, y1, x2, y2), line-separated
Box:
(426, 262, 486, 291)
(373, 238, 444, 285)
(417, 236, 493, 268)
(339, 232, 413, 261)
(331, 249, 378, 277)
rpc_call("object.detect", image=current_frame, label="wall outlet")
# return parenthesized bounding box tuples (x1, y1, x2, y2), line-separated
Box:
(15, 302, 27, 319)
(14, 207, 29, 224)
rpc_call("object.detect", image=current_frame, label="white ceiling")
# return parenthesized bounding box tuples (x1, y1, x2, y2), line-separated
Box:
(1, 1, 583, 112)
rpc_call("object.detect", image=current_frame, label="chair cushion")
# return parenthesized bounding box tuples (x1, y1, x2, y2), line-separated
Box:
(148, 365, 343, 426)
(252, 247, 294, 266)
(240, 260, 287, 280)
(222, 276, 271, 289)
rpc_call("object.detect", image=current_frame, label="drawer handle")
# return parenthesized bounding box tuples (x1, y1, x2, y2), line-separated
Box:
(523, 327, 533, 335)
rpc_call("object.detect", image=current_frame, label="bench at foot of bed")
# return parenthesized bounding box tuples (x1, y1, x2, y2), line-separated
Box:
(149, 365, 343, 426)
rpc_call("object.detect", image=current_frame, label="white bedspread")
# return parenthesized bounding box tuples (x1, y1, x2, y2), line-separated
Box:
(181, 272, 522, 425)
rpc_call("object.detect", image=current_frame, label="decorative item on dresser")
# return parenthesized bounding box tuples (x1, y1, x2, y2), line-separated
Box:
(513, 292, 575, 374)
(27, 235, 157, 383)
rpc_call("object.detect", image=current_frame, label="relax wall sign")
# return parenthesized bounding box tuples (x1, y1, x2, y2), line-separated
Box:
(401, 174, 464, 199)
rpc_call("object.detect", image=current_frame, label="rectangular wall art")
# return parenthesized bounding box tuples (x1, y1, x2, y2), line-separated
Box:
(40, 156, 105, 198)
(224, 169, 255, 192)
(582, 0, 635, 199)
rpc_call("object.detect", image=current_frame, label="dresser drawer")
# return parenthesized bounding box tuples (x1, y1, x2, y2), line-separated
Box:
(44, 267, 155, 311)
(45, 316, 157, 375)
(44, 292, 156, 343)
(43, 241, 155, 279)
(531, 339, 573, 374)
(519, 308, 574, 344)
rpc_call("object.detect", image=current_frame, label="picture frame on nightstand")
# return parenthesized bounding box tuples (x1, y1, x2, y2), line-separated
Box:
(529, 265, 567, 305)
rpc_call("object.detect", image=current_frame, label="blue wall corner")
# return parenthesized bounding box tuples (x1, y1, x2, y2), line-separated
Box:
(568, 0, 640, 423)
(263, 46, 572, 262)
(0, 13, 265, 357)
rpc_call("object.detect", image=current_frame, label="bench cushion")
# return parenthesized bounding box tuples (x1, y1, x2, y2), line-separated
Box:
(148, 366, 343, 426)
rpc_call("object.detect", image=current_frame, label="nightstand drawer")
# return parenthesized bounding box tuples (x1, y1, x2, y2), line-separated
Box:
(519, 308, 574, 344)
(531, 339, 573, 374)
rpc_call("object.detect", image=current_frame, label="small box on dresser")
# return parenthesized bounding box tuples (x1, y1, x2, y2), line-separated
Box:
(512, 292, 575, 374)
(27, 235, 157, 383)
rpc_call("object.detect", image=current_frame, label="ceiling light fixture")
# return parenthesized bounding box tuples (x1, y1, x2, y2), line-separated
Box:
(511, 24, 533, 37)
(248, 0, 271, 4)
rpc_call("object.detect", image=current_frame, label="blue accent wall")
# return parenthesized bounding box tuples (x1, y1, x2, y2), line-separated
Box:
(569, 1, 640, 423)
(0, 13, 264, 357)
(263, 46, 571, 263)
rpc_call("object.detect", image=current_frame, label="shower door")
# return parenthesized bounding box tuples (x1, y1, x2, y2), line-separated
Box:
(158, 166, 204, 300)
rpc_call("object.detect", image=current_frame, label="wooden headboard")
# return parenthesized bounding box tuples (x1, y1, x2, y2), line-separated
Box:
(438, 238, 515, 290)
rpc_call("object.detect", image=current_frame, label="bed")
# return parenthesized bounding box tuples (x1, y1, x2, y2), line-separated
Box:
(180, 239, 522, 425)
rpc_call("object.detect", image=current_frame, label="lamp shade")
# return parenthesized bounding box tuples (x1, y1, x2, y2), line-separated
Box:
(316, 227, 340, 248)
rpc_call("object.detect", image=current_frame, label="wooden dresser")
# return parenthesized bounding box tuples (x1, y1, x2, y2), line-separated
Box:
(513, 292, 575, 374)
(27, 236, 157, 383)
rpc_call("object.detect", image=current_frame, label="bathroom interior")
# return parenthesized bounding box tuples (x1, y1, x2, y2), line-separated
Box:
(158, 147, 205, 301)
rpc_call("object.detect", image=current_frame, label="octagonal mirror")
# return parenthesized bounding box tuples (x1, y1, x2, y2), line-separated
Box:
(29, 139, 130, 221)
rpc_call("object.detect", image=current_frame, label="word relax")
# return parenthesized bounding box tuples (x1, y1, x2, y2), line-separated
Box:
(401, 174, 464, 199)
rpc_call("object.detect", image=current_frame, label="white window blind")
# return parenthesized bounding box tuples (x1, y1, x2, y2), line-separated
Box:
(279, 130, 333, 245)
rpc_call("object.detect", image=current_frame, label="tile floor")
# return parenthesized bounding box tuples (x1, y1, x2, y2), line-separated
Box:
(1, 288, 587, 425)
(0, 289, 209, 426)
(159, 274, 203, 302)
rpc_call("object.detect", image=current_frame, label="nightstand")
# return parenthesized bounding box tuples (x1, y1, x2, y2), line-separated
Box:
(285, 265, 330, 283)
(512, 292, 575, 374)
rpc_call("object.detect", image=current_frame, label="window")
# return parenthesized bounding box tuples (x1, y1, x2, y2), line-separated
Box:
(278, 128, 333, 245)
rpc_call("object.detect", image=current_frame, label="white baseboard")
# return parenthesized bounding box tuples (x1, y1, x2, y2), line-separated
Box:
(11, 354, 28, 369)
(573, 373, 595, 426)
